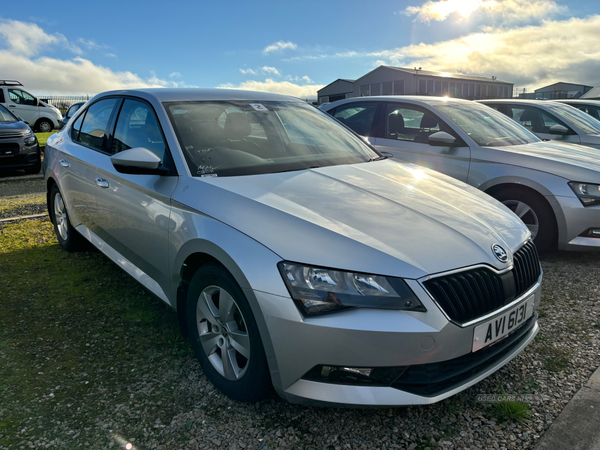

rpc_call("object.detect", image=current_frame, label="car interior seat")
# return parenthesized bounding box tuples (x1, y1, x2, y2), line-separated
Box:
(388, 113, 405, 139)
(518, 109, 544, 133)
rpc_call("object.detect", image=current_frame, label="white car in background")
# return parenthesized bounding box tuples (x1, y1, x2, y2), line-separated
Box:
(0, 80, 62, 132)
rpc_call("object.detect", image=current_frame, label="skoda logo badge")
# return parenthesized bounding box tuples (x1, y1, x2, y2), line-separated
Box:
(492, 244, 508, 263)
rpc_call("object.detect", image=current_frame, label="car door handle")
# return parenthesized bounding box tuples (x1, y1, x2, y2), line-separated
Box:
(95, 178, 109, 189)
(8, 105, 16, 108)
(59, 159, 70, 167)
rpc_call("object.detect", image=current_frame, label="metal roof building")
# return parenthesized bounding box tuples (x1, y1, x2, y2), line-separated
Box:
(580, 86, 600, 100)
(317, 79, 355, 105)
(519, 82, 594, 100)
(317, 66, 513, 104)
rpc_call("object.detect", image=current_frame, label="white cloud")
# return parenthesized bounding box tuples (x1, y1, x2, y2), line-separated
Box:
(0, 51, 195, 94)
(217, 79, 323, 99)
(374, 15, 600, 88)
(240, 66, 281, 76)
(262, 40, 297, 54)
(0, 19, 81, 56)
(260, 66, 280, 76)
(405, 0, 567, 24)
(169, 71, 182, 78)
(0, 19, 194, 94)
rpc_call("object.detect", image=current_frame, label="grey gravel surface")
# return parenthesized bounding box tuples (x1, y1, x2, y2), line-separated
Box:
(0, 178, 47, 219)
(1, 196, 599, 449)
(0, 178, 45, 198)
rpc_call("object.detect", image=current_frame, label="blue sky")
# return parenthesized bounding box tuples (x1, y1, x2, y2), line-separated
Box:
(1, 0, 598, 98)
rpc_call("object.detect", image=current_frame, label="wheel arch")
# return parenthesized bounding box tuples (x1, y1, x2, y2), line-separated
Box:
(482, 178, 565, 245)
(172, 236, 284, 390)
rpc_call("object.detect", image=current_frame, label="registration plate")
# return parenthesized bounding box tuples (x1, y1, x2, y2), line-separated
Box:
(472, 296, 535, 352)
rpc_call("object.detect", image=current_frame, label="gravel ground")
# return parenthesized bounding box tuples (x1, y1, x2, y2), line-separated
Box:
(1, 183, 599, 449)
(0, 179, 46, 219)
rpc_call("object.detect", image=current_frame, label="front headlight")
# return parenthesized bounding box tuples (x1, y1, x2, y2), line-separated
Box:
(278, 262, 426, 316)
(569, 182, 600, 206)
(24, 132, 37, 146)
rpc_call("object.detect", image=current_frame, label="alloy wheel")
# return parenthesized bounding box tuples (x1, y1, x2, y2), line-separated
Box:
(195, 285, 250, 380)
(54, 192, 68, 241)
(502, 199, 539, 239)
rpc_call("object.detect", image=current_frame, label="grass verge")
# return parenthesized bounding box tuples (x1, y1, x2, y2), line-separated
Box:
(0, 218, 195, 449)
(35, 131, 57, 152)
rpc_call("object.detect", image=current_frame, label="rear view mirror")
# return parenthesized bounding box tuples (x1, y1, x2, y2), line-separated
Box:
(110, 147, 165, 175)
(549, 124, 569, 135)
(428, 131, 456, 146)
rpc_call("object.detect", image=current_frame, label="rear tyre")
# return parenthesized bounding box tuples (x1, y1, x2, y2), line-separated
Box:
(492, 187, 557, 252)
(186, 263, 270, 402)
(36, 119, 53, 133)
(49, 184, 84, 252)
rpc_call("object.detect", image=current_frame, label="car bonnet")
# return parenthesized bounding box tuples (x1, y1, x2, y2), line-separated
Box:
(480, 140, 600, 183)
(177, 159, 529, 279)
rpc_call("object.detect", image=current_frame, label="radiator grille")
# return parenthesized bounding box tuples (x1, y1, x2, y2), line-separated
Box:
(424, 241, 540, 324)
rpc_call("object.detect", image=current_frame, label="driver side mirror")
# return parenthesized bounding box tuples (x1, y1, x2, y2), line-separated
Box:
(549, 124, 569, 135)
(428, 131, 457, 147)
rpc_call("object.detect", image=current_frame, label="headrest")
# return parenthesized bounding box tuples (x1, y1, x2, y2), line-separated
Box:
(420, 114, 439, 129)
(224, 112, 251, 139)
(518, 109, 536, 122)
(389, 113, 405, 134)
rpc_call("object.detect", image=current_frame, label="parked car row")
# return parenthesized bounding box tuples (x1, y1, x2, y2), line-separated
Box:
(0, 80, 62, 132)
(320, 96, 600, 252)
(42, 88, 600, 408)
(0, 103, 40, 174)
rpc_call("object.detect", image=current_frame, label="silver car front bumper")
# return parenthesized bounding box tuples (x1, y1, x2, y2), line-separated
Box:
(255, 276, 542, 406)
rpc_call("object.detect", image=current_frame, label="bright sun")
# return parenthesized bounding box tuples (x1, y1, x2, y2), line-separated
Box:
(427, 0, 485, 20)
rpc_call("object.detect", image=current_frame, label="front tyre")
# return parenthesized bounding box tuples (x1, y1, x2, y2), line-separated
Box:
(49, 184, 84, 252)
(493, 187, 557, 252)
(186, 263, 270, 402)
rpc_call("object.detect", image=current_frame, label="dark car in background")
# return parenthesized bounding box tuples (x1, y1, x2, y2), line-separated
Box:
(58, 102, 85, 130)
(0, 103, 40, 174)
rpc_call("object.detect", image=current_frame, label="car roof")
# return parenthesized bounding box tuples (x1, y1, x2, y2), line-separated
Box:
(321, 95, 477, 110)
(478, 99, 557, 105)
(555, 99, 600, 105)
(92, 88, 302, 103)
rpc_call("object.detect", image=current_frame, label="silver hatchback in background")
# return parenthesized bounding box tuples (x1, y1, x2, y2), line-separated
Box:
(479, 99, 600, 149)
(44, 89, 541, 406)
(321, 96, 600, 251)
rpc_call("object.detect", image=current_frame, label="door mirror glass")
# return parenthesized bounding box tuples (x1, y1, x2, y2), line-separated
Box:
(428, 131, 456, 146)
(549, 124, 569, 135)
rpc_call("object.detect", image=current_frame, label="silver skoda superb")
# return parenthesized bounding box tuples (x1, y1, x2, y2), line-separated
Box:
(43, 89, 541, 406)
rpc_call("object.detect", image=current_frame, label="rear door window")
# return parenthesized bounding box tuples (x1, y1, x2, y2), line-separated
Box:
(77, 98, 118, 151)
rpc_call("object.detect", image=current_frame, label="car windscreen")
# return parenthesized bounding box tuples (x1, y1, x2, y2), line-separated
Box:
(0, 104, 18, 122)
(165, 100, 380, 177)
(545, 102, 600, 136)
(436, 102, 540, 147)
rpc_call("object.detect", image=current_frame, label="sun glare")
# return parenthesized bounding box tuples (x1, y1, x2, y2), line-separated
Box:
(427, 0, 483, 21)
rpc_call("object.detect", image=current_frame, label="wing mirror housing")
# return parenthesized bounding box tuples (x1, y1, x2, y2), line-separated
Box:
(110, 147, 167, 175)
(428, 131, 457, 146)
(549, 124, 569, 135)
